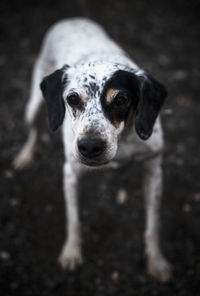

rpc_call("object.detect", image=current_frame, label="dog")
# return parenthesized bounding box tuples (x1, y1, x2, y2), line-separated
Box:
(14, 18, 171, 282)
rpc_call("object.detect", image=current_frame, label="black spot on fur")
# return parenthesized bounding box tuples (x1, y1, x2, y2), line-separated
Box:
(89, 82, 99, 94)
(83, 84, 89, 89)
(83, 82, 100, 98)
(89, 74, 95, 80)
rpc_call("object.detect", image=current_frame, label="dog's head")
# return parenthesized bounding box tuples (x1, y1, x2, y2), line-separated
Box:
(40, 62, 167, 166)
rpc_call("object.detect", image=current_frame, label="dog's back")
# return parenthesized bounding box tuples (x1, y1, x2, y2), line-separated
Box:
(40, 18, 136, 69)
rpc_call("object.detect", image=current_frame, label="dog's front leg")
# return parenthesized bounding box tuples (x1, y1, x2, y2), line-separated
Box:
(58, 161, 82, 270)
(143, 154, 171, 282)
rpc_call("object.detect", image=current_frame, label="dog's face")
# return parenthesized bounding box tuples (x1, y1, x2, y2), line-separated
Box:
(40, 63, 167, 166)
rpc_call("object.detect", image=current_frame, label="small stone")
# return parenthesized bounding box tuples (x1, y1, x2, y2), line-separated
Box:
(9, 199, 20, 207)
(139, 275, 145, 282)
(19, 38, 30, 48)
(95, 278, 101, 285)
(3, 170, 14, 179)
(97, 259, 103, 266)
(45, 204, 53, 213)
(111, 271, 119, 282)
(176, 96, 191, 107)
(10, 282, 18, 290)
(183, 203, 191, 213)
(163, 108, 173, 115)
(117, 189, 128, 204)
(173, 70, 187, 80)
(158, 55, 170, 66)
(194, 193, 200, 201)
(0, 251, 10, 260)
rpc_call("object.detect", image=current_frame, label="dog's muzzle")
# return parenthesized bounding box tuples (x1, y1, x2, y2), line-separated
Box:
(77, 137, 107, 166)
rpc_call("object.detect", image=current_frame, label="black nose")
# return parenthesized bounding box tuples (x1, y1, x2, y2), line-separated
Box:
(78, 138, 106, 158)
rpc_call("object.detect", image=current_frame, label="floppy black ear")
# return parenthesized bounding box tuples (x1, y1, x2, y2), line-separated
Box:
(135, 75, 167, 140)
(40, 67, 67, 131)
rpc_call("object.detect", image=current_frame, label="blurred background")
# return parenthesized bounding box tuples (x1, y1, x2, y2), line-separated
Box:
(0, 0, 200, 295)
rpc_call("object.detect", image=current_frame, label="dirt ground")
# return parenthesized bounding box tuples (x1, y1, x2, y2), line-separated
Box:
(0, 0, 200, 295)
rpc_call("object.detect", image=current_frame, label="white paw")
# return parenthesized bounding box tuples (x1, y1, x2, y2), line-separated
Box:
(58, 243, 83, 270)
(147, 255, 172, 282)
(13, 151, 32, 170)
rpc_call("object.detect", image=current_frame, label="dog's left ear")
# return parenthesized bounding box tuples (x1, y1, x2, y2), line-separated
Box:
(135, 74, 167, 140)
(40, 65, 69, 131)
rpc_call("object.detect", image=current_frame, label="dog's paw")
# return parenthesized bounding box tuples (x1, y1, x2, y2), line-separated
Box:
(13, 151, 32, 170)
(147, 255, 172, 282)
(58, 243, 83, 270)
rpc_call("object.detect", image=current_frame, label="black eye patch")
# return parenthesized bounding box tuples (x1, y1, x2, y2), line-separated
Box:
(104, 89, 131, 123)
(100, 70, 139, 124)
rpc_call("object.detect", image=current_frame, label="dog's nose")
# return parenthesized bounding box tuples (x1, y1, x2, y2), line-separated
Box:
(78, 138, 106, 158)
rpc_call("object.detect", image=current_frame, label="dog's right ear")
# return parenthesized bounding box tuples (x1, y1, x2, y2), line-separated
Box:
(40, 65, 69, 131)
(135, 74, 167, 140)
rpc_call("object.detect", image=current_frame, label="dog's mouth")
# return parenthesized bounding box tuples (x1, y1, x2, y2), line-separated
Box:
(79, 157, 110, 167)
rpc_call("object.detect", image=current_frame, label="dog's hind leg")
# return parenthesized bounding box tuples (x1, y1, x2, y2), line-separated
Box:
(13, 57, 47, 170)
(143, 154, 171, 282)
(13, 127, 38, 170)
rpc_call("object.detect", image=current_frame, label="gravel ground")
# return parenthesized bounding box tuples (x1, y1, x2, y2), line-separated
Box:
(0, 0, 200, 295)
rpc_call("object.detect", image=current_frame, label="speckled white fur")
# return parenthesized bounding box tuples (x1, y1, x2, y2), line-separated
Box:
(14, 18, 171, 282)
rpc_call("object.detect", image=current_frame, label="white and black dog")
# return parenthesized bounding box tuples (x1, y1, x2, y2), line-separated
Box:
(14, 18, 171, 282)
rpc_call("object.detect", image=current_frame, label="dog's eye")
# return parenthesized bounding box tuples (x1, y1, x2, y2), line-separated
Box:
(67, 93, 81, 106)
(114, 95, 128, 106)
